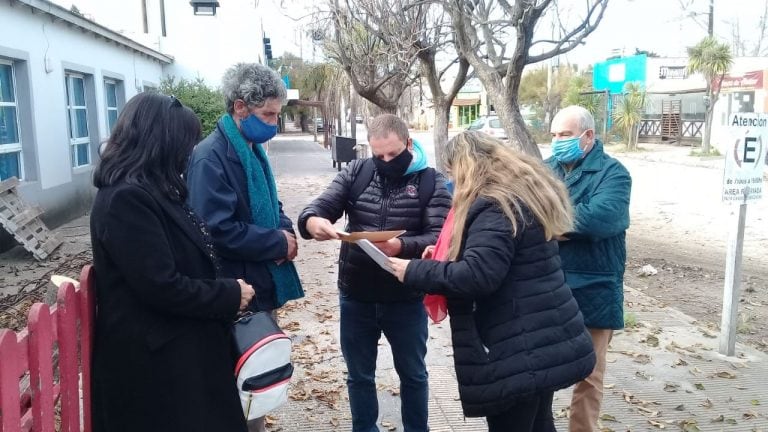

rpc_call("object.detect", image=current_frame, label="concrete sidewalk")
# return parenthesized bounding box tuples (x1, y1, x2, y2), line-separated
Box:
(265, 137, 768, 432)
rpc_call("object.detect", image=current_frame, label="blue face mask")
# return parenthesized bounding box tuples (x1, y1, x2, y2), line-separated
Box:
(240, 113, 278, 144)
(551, 131, 587, 163)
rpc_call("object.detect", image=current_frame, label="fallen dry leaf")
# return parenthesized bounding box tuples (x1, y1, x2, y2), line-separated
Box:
(679, 419, 701, 432)
(743, 411, 758, 420)
(637, 406, 660, 417)
(645, 335, 660, 347)
(599, 414, 617, 422)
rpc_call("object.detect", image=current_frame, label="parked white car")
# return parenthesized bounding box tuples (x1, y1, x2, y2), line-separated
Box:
(466, 116, 507, 140)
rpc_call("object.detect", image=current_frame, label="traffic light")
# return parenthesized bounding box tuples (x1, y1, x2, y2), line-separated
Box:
(263, 37, 273, 62)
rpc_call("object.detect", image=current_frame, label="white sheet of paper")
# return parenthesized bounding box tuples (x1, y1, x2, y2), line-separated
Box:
(356, 239, 395, 274)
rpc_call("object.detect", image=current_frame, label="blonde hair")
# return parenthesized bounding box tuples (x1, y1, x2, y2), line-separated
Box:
(443, 131, 573, 260)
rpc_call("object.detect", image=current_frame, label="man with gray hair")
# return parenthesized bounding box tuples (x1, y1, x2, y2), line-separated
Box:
(298, 114, 451, 431)
(186, 63, 303, 432)
(546, 105, 632, 432)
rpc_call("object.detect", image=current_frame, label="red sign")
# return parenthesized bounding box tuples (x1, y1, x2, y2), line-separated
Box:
(714, 70, 764, 92)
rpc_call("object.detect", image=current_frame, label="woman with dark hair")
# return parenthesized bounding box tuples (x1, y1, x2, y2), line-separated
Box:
(90, 92, 254, 432)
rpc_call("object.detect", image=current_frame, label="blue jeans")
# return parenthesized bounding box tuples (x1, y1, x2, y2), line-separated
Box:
(340, 296, 429, 432)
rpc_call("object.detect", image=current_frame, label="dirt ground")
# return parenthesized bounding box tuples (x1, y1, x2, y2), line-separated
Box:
(1, 141, 767, 359)
(625, 233, 768, 352)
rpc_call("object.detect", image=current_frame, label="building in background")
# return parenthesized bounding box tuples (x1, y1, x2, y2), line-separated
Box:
(0, 0, 170, 228)
(0, 0, 275, 247)
(592, 53, 768, 150)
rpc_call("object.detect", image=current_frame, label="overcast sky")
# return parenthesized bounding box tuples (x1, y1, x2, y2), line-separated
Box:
(54, 0, 768, 67)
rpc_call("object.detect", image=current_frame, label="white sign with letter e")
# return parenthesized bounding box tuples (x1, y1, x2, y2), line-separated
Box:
(718, 113, 767, 356)
(722, 113, 766, 203)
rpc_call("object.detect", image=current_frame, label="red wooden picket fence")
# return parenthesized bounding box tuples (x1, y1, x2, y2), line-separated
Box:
(0, 265, 94, 432)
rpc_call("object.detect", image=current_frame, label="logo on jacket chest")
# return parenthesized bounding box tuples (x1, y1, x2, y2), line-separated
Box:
(405, 184, 418, 198)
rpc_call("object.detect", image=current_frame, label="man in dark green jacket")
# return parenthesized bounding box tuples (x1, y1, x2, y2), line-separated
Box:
(546, 105, 632, 432)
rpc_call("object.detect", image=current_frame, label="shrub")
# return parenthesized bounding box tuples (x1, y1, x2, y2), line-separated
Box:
(159, 76, 225, 136)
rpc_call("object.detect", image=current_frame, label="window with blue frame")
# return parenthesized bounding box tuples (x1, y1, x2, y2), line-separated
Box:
(66, 73, 90, 167)
(0, 60, 23, 181)
(104, 80, 119, 132)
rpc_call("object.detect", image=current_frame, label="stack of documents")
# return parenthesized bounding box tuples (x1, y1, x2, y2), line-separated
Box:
(336, 230, 405, 274)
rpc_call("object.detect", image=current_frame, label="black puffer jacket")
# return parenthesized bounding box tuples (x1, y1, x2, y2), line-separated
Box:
(298, 159, 451, 303)
(404, 198, 595, 417)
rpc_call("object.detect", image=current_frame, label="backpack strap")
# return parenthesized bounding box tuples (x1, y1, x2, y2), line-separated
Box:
(418, 167, 436, 210)
(348, 158, 376, 207)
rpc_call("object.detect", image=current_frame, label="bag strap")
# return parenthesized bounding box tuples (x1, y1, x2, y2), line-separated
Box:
(418, 167, 436, 211)
(348, 158, 376, 207)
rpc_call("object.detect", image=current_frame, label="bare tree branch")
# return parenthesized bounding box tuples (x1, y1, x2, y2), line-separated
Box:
(527, 0, 608, 64)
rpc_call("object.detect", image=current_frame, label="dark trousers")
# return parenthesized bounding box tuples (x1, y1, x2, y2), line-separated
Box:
(486, 392, 556, 432)
(340, 296, 429, 432)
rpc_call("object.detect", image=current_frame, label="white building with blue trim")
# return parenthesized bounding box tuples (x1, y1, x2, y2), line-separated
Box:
(0, 0, 268, 246)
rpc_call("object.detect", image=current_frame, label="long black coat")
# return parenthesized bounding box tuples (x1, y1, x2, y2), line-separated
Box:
(90, 182, 247, 432)
(404, 198, 596, 417)
(298, 159, 452, 303)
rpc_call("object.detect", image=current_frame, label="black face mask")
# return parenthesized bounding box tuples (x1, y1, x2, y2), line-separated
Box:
(373, 148, 413, 180)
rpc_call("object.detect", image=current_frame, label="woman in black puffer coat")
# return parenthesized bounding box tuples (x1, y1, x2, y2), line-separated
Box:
(389, 131, 596, 432)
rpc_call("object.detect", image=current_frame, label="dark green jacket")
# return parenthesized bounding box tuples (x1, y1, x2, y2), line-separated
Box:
(546, 140, 632, 329)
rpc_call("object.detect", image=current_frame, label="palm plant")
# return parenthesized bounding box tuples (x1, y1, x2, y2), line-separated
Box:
(687, 36, 733, 154)
(612, 82, 646, 151)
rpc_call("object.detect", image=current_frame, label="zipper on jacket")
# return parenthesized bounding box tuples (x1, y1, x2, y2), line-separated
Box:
(379, 177, 390, 228)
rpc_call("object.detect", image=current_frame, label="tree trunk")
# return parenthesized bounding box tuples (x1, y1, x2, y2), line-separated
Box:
(349, 85, 357, 140)
(477, 68, 540, 158)
(634, 123, 641, 151)
(337, 99, 343, 137)
(312, 107, 318, 143)
(703, 106, 714, 154)
(495, 95, 541, 158)
(433, 103, 450, 171)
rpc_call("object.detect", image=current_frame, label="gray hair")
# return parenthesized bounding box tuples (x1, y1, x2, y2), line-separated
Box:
(222, 63, 287, 113)
(554, 105, 595, 133)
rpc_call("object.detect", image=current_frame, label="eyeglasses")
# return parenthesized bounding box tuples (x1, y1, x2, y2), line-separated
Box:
(169, 95, 182, 108)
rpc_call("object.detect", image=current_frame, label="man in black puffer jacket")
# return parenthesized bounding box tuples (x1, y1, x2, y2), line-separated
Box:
(298, 114, 451, 432)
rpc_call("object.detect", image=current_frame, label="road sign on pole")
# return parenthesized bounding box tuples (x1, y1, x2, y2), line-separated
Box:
(719, 113, 767, 356)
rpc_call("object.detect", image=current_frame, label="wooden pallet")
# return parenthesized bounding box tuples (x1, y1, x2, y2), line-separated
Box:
(0, 177, 62, 260)
(661, 100, 682, 142)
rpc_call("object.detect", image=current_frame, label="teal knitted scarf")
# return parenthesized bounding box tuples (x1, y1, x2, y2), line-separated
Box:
(221, 114, 304, 307)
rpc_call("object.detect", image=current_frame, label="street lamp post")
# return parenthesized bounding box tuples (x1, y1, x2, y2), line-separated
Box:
(190, 0, 220, 16)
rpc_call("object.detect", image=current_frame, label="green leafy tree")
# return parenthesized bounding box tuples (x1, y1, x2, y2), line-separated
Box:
(612, 82, 646, 151)
(687, 36, 733, 154)
(159, 76, 225, 136)
(519, 65, 582, 133)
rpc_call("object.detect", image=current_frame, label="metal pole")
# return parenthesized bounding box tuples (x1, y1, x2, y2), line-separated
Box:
(708, 0, 714, 36)
(719, 202, 747, 356)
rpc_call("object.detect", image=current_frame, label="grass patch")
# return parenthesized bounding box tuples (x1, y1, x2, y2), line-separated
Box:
(689, 148, 722, 157)
(624, 312, 639, 328)
(737, 312, 756, 335)
(604, 141, 651, 153)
